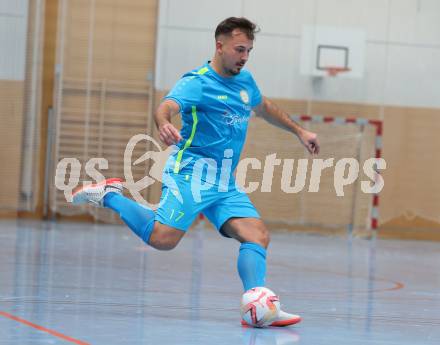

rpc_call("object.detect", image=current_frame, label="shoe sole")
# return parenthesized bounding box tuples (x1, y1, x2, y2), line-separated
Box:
(241, 315, 302, 327)
(269, 315, 302, 327)
(72, 178, 123, 199)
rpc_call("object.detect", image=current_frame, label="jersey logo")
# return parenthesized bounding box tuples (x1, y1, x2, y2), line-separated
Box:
(240, 90, 249, 104)
(222, 111, 250, 126)
(217, 95, 228, 101)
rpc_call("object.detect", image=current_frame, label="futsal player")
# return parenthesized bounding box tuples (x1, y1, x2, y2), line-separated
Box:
(72, 17, 319, 327)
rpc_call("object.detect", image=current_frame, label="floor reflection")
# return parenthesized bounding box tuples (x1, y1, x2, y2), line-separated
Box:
(241, 326, 300, 345)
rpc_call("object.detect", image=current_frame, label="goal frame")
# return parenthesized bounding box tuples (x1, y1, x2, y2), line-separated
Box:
(290, 114, 383, 231)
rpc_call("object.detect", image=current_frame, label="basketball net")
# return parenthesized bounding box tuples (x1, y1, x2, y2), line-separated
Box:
(325, 67, 351, 77)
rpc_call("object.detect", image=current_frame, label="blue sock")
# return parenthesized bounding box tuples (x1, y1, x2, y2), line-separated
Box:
(103, 193, 155, 244)
(237, 242, 267, 291)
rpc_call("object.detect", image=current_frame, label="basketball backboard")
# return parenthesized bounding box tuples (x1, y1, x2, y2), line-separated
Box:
(300, 26, 366, 79)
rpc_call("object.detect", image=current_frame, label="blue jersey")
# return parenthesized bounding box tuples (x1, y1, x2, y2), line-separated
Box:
(163, 62, 262, 182)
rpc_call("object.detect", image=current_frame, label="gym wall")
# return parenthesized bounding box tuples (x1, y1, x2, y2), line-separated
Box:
(0, 0, 43, 213)
(155, 0, 440, 235)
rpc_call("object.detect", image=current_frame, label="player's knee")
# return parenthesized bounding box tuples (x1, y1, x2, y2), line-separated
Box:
(148, 225, 182, 251)
(149, 234, 179, 250)
(250, 224, 270, 248)
(149, 238, 178, 251)
(259, 227, 270, 248)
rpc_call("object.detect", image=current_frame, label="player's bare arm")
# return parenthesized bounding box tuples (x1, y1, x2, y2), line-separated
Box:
(253, 96, 320, 155)
(154, 99, 183, 146)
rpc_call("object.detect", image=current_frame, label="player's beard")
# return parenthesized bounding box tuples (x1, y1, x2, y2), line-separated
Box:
(228, 63, 244, 76)
(228, 68, 240, 76)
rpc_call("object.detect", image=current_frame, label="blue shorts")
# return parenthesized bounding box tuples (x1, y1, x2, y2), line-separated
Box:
(155, 173, 260, 236)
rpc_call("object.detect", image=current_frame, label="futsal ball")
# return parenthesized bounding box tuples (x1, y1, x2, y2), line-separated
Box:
(240, 287, 280, 327)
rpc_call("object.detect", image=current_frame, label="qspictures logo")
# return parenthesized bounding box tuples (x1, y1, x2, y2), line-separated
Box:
(54, 134, 386, 206)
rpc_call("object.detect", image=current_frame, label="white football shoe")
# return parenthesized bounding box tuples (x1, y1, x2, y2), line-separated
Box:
(72, 178, 123, 207)
(241, 309, 301, 327)
(267, 310, 302, 327)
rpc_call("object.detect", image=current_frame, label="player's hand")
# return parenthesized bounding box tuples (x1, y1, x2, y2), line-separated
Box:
(158, 123, 182, 146)
(299, 130, 320, 155)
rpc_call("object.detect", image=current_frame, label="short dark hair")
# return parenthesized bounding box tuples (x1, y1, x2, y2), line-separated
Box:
(215, 17, 259, 40)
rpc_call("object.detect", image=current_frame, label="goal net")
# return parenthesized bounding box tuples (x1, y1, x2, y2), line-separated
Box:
(241, 114, 383, 233)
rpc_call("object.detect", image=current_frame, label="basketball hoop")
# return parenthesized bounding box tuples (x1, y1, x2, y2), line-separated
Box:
(324, 67, 351, 77)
